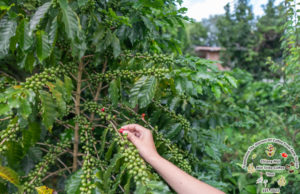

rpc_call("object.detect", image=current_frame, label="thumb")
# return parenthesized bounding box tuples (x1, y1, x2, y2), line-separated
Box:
(124, 131, 140, 147)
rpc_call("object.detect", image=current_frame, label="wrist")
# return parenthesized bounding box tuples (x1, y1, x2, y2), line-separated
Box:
(144, 152, 162, 165)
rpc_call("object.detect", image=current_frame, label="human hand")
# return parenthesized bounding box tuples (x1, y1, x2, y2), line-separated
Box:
(120, 124, 160, 163)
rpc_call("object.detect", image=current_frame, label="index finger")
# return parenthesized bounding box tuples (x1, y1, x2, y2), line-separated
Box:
(121, 124, 146, 133)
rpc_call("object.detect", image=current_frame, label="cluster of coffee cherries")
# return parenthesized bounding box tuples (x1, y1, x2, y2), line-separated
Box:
(123, 50, 173, 66)
(83, 101, 102, 113)
(154, 128, 192, 174)
(0, 121, 19, 153)
(120, 104, 193, 173)
(0, 82, 5, 91)
(52, 0, 58, 8)
(23, 140, 70, 193)
(22, 67, 63, 92)
(168, 145, 192, 174)
(25, 0, 41, 7)
(80, 0, 96, 13)
(93, 67, 169, 82)
(56, 39, 71, 51)
(0, 79, 16, 92)
(74, 116, 98, 193)
(84, 101, 115, 121)
(154, 101, 190, 133)
(116, 132, 150, 183)
(60, 61, 78, 74)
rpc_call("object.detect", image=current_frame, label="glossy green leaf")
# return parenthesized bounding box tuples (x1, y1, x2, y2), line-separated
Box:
(129, 76, 157, 108)
(36, 30, 51, 62)
(64, 75, 74, 101)
(0, 17, 17, 58)
(17, 19, 32, 51)
(112, 34, 121, 58)
(134, 182, 147, 194)
(65, 169, 83, 194)
(48, 16, 58, 49)
(22, 122, 41, 152)
(19, 98, 32, 119)
(0, 103, 9, 115)
(29, 2, 51, 35)
(95, 29, 113, 52)
(39, 90, 58, 132)
(99, 127, 109, 157)
(165, 123, 181, 139)
(110, 166, 126, 193)
(77, 0, 88, 7)
(47, 80, 67, 116)
(124, 175, 131, 194)
(93, 25, 106, 46)
(59, 0, 86, 58)
(0, 3, 14, 12)
(211, 85, 221, 99)
(225, 74, 238, 88)
(6, 142, 23, 166)
(59, 0, 80, 41)
(103, 153, 123, 191)
(145, 180, 172, 193)
(105, 141, 115, 161)
(108, 79, 120, 106)
(23, 51, 36, 72)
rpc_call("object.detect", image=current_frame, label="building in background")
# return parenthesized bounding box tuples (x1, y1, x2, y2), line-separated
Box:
(194, 46, 228, 70)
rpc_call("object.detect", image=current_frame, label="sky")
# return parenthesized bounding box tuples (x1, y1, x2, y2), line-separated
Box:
(180, 0, 283, 21)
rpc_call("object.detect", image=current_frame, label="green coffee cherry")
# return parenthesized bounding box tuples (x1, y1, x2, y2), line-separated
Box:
(80, 0, 96, 13)
(92, 67, 169, 82)
(153, 101, 191, 133)
(23, 67, 62, 92)
(117, 134, 150, 184)
(75, 116, 98, 194)
(122, 50, 173, 66)
(22, 140, 70, 193)
(0, 120, 20, 153)
(83, 101, 114, 122)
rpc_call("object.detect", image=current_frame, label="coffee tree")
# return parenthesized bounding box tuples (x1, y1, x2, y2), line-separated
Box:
(0, 0, 238, 193)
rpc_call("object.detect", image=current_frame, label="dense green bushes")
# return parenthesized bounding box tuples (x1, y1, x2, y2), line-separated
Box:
(0, 0, 299, 193)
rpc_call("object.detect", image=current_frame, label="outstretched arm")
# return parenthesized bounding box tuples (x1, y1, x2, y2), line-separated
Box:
(121, 124, 224, 194)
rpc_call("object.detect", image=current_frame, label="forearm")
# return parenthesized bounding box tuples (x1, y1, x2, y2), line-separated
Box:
(146, 154, 224, 194)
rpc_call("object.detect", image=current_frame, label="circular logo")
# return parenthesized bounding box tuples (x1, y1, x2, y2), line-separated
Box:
(242, 138, 299, 193)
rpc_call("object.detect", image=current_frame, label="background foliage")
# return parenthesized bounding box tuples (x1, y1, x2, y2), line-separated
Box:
(0, 0, 299, 193)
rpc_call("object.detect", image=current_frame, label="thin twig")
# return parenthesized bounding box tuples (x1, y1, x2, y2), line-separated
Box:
(81, 85, 89, 92)
(109, 120, 123, 140)
(90, 57, 108, 122)
(0, 117, 11, 121)
(83, 69, 95, 96)
(101, 84, 109, 90)
(57, 158, 72, 174)
(93, 124, 107, 128)
(82, 55, 94, 59)
(0, 71, 15, 80)
(56, 119, 75, 130)
(41, 167, 73, 182)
